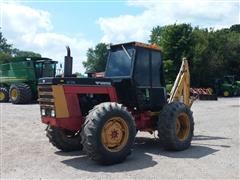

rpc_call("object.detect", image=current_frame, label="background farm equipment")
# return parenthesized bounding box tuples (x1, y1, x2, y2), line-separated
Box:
(215, 75, 240, 97)
(190, 88, 218, 100)
(0, 57, 57, 104)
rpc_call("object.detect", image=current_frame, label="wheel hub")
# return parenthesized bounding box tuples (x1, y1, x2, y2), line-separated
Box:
(223, 91, 229, 97)
(111, 130, 119, 139)
(11, 89, 18, 100)
(176, 112, 190, 141)
(0, 92, 5, 101)
(101, 117, 129, 152)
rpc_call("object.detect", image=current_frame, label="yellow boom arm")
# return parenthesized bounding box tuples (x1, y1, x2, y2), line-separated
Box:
(169, 58, 194, 107)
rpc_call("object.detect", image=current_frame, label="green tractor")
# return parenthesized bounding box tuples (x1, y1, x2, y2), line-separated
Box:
(0, 57, 57, 104)
(215, 75, 240, 97)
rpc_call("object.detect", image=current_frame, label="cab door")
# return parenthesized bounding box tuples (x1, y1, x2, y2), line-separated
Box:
(133, 47, 166, 111)
(133, 47, 151, 110)
(34, 62, 43, 79)
(150, 50, 166, 110)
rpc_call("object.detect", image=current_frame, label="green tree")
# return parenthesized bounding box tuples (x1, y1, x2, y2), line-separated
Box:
(149, 23, 194, 84)
(190, 27, 211, 86)
(83, 43, 108, 72)
(149, 26, 165, 45)
(0, 30, 13, 62)
(190, 26, 240, 87)
(12, 48, 41, 58)
(0, 29, 42, 63)
(150, 23, 194, 64)
(163, 59, 175, 83)
(149, 24, 240, 87)
(0, 31, 12, 54)
(230, 24, 240, 33)
(224, 31, 240, 76)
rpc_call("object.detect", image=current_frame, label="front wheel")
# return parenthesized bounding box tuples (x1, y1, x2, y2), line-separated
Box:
(158, 102, 194, 151)
(46, 125, 83, 152)
(81, 102, 136, 165)
(0, 87, 9, 102)
(223, 90, 230, 97)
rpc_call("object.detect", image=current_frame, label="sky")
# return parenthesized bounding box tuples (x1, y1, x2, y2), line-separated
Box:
(0, 0, 239, 73)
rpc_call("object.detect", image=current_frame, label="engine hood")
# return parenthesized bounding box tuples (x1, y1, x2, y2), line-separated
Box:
(38, 77, 112, 86)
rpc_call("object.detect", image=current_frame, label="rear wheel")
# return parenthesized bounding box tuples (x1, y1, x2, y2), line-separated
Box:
(223, 90, 230, 97)
(158, 102, 194, 151)
(0, 87, 9, 102)
(81, 102, 136, 165)
(9, 83, 32, 104)
(46, 125, 82, 152)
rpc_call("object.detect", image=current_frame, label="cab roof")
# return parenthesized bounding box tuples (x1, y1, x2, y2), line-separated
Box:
(110, 41, 162, 52)
(0, 57, 57, 64)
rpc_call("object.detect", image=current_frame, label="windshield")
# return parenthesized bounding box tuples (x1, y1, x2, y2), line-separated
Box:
(35, 62, 56, 78)
(43, 63, 56, 77)
(105, 46, 134, 77)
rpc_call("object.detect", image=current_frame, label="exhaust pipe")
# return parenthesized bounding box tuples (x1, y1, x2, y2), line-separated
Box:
(64, 46, 73, 77)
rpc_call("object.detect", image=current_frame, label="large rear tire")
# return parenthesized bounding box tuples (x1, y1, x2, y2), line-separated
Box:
(9, 83, 32, 104)
(0, 87, 9, 102)
(81, 102, 136, 165)
(46, 125, 83, 152)
(158, 102, 194, 151)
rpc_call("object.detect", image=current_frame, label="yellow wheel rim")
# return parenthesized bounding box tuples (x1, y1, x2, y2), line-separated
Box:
(176, 112, 190, 141)
(223, 91, 229, 97)
(101, 117, 129, 152)
(0, 92, 5, 101)
(10, 89, 19, 101)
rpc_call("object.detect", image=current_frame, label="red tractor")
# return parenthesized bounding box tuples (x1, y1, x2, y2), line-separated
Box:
(38, 42, 194, 165)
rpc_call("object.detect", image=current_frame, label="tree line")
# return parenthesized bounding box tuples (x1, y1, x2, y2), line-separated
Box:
(83, 24, 240, 87)
(0, 29, 41, 63)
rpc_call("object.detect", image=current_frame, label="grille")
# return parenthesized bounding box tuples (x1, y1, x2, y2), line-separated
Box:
(38, 85, 54, 108)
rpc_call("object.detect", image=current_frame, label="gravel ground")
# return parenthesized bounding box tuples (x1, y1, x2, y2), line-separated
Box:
(0, 98, 239, 179)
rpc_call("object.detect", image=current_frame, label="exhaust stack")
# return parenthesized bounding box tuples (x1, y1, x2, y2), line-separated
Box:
(64, 46, 73, 77)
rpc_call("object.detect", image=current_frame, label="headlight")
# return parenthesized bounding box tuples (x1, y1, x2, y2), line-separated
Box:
(41, 109, 46, 116)
(51, 110, 56, 117)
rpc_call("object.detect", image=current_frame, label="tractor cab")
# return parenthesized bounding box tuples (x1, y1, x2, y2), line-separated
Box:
(105, 42, 167, 111)
(33, 58, 57, 78)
